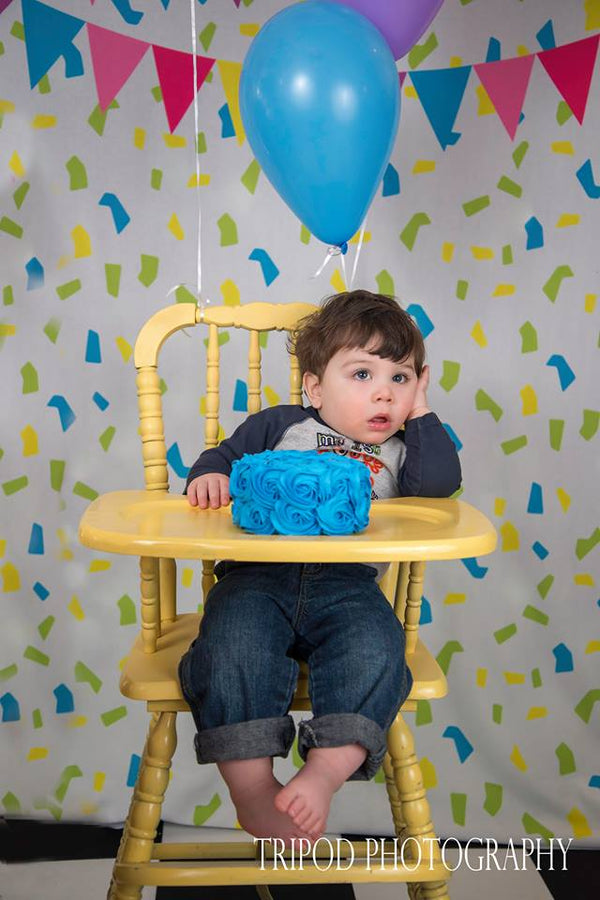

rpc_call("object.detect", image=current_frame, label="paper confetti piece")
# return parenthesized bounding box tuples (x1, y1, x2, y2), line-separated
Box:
(415, 700, 432, 726)
(520, 385, 537, 416)
(494, 624, 517, 644)
(13, 182, 30, 209)
(43, 318, 61, 343)
(483, 783, 503, 815)
(166, 442, 189, 479)
(1, 693, 20, 722)
(456, 280, 468, 300)
(500, 522, 519, 551)
(117, 595, 136, 626)
(84, 331, 101, 364)
(412, 160, 435, 174)
(126, 754, 141, 787)
(527, 482, 544, 514)
(444, 593, 466, 605)
(405, 304, 434, 338)
(510, 745, 528, 771)
(220, 279, 240, 307)
(543, 265, 574, 302)
(461, 557, 488, 579)
(523, 605, 549, 626)
(552, 643, 573, 673)
(463, 195, 490, 216)
(556, 214, 579, 227)
(549, 419, 564, 451)
(580, 409, 599, 440)
(471, 246, 494, 260)
(492, 704, 503, 724)
(442, 726, 474, 763)
(193, 792, 222, 826)
(233, 379, 248, 412)
(382, 163, 400, 196)
(47, 396, 75, 431)
(573, 573, 594, 586)
(526, 707, 547, 719)
(501, 435, 527, 454)
(74, 661, 102, 693)
(66, 156, 87, 190)
(441, 242, 454, 262)
(25, 257, 43, 288)
(53, 684, 74, 714)
(576, 159, 600, 198)
(436, 640, 464, 675)
(438, 361, 460, 392)
(475, 389, 503, 421)
(56, 279, 81, 300)
(24, 646, 49, 666)
(99, 193, 130, 233)
(138, 254, 158, 286)
(419, 757, 437, 789)
(217, 213, 238, 246)
(576, 528, 600, 560)
(520, 321, 538, 353)
(248, 248, 279, 286)
(554, 743, 576, 775)
(70, 225, 91, 258)
(497, 175, 522, 197)
(31, 115, 57, 129)
(451, 792, 467, 825)
(567, 807, 592, 838)
(116, 337, 132, 362)
(241, 159, 260, 194)
(546, 354, 575, 390)
(574, 689, 600, 723)
(27, 747, 48, 761)
(168, 212, 184, 240)
(151, 168, 163, 190)
(101, 706, 127, 726)
(375, 271, 394, 296)
(400, 213, 431, 250)
(20, 425, 38, 457)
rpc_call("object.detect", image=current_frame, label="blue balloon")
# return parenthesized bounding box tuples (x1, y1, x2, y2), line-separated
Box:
(240, 1, 400, 248)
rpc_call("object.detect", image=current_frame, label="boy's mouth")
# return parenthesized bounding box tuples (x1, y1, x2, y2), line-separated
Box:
(367, 415, 390, 430)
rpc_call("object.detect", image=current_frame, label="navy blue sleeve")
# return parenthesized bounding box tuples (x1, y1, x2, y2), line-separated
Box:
(397, 412, 461, 497)
(185, 405, 308, 490)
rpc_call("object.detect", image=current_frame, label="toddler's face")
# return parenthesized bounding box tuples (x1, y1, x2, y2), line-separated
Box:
(303, 344, 419, 444)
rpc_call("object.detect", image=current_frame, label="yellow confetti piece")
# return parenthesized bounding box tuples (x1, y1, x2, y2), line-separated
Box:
(119, 656, 128, 671)
(217, 424, 226, 444)
(93, 772, 106, 792)
(419, 757, 437, 789)
(585, 0, 600, 29)
(585, 641, 600, 654)
(264, 386, 280, 408)
(220, 279, 240, 306)
(27, 747, 49, 761)
(526, 706, 547, 719)
(584, 293, 597, 313)
(240, 23, 260, 36)
(199, 396, 206, 416)
(500, 521, 520, 551)
(412, 160, 436, 174)
(404, 84, 418, 99)
(163, 133, 187, 148)
(115, 336, 132, 363)
(68, 595, 85, 621)
(56, 529, 72, 561)
(520, 384, 538, 416)
(504, 672, 526, 685)
(476, 83, 495, 116)
(471, 321, 487, 347)
(494, 498, 506, 517)
(556, 488, 570, 512)
(0, 99, 16, 113)
(444, 593, 466, 605)
(1, 562, 21, 592)
(217, 60, 245, 145)
(492, 284, 515, 297)
(510, 745, 528, 771)
(133, 127, 146, 149)
(187, 173, 210, 187)
(516, 45, 530, 56)
(68, 716, 88, 728)
(0, 540, 5, 558)
(20, 425, 38, 457)
(476, 668, 487, 688)
(567, 807, 592, 838)
(0, 323, 17, 338)
(56, 255, 72, 269)
(168, 213, 184, 240)
(349, 229, 371, 244)
(89, 560, 111, 572)
(81, 802, 99, 816)
(441, 242, 455, 262)
(449, 56, 463, 68)
(556, 214, 580, 227)
(551, 141, 574, 155)
(574, 574, 595, 586)
(9, 151, 25, 177)
(471, 246, 494, 260)
(71, 225, 91, 258)
(330, 269, 346, 293)
(32, 115, 57, 129)
(182, 567, 193, 588)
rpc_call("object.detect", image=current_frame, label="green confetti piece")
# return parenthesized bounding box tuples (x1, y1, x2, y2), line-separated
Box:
(549, 419, 564, 451)
(241, 159, 260, 194)
(33, 799, 62, 821)
(56, 279, 81, 300)
(2, 792, 21, 814)
(502, 244, 513, 265)
(415, 699, 432, 726)
(99, 426, 115, 452)
(88, 100, 118, 137)
(439, 361, 460, 392)
(38, 615, 55, 640)
(494, 623, 517, 644)
(10, 21, 24, 40)
(138, 254, 159, 287)
(118, 594, 137, 626)
(217, 213, 238, 246)
(376, 270, 395, 296)
(450, 792, 467, 826)
(159, 378, 167, 395)
(555, 743, 576, 775)
(259, 332, 269, 349)
(556, 101, 572, 125)
(501, 435, 527, 455)
(55, 765, 83, 803)
(492, 704, 503, 724)
(193, 792, 222, 826)
(475, 389, 503, 422)
(300, 224, 311, 245)
(21, 361, 38, 393)
(203, 331, 230, 349)
(0, 663, 18, 681)
(150, 168, 163, 190)
(575, 689, 600, 724)
(38, 74, 50, 94)
(75, 661, 102, 694)
(400, 212, 431, 250)
(497, 175, 522, 198)
(576, 527, 600, 560)
(104, 263, 121, 298)
(151, 85, 163, 102)
(0, 41, 4, 56)
(291, 736, 303, 769)
(580, 409, 599, 441)
(0, 216, 23, 238)
(66, 156, 87, 190)
(456, 279, 469, 300)
(24, 646, 50, 666)
(175, 286, 196, 304)
(520, 321, 538, 353)
(197, 132, 207, 153)
(3, 475, 28, 495)
(43, 318, 61, 343)
(522, 605, 549, 626)
(374, 766, 385, 783)
(522, 813, 554, 842)
(462, 195, 490, 216)
(537, 575, 554, 599)
(543, 265, 574, 302)
(101, 705, 127, 726)
(13, 181, 29, 209)
(32, 708, 42, 729)
(512, 141, 529, 169)
(50, 459, 65, 492)
(73, 481, 99, 501)
(199, 22, 216, 52)
(436, 640, 463, 676)
(408, 32, 438, 69)
(3, 285, 14, 306)
(531, 668, 542, 688)
(483, 783, 503, 816)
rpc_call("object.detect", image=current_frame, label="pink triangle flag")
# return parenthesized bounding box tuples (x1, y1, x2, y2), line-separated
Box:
(87, 24, 149, 111)
(153, 45, 215, 132)
(537, 34, 599, 124)
(474, 54, 535, 140)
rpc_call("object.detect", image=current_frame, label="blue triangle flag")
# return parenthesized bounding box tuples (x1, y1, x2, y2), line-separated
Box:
(410, 66, 472, 150)
(22, 0, 85, 88)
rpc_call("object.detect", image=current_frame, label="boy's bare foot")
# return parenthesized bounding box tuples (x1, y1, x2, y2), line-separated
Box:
(274, 744, 367, 839)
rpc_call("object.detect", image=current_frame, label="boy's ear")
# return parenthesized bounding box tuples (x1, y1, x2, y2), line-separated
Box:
(302, 372, 322, 408)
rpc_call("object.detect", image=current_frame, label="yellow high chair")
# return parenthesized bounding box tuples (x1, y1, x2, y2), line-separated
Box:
(79, 302, 496, 899)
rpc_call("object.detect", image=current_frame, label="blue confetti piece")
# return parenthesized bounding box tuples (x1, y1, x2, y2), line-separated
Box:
(233, 379, 248, 412)
(33, 581, 49, 601)
(442, 725, 474, 763)
(109, 0, 143, 26)
(546, 354, 575, 391)
(98, 193, 131, 234)
(532, 541, 549, 560)
(419, 596, 432, 625)
(47, 395, 76, 431)
(405, 303, 434, 338)
(552, 643, 574, 673)
(382, 163, 400, 197)
(576, 159, 600, 199)
(442, 422, 462, 452)
(126, 753, 141, 787)
(589, 776, 600, 789)
(218, 103, 235, 138)
(536, 19, 556, 51)
(525, 216, 544, 250)
(461, 557, 488, 579)
(166, 442, 190, 479)
(25, 257, 44, 290)
(485, 37, 501, 63)
(28, 523, 44, 555)
(159, 0, 171, 9)
(249, 248, 280, 286)
(53, 683, 75, 714)
(0, 692, 21, 723)
(527, 482, 544, 514)
(92, 392, 109, 411)
(85, 330, 102, 364)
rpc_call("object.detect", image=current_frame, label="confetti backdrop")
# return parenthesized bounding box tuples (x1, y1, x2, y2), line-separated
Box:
(1, 0, 599, 846)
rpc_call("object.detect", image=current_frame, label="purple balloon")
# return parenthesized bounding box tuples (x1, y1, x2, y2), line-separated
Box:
(330, 0, 444, 60)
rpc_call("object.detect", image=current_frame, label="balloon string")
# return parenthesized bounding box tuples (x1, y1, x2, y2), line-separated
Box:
(340, 250, 348, 288)
(190, 0, 203, 304)
(312, 245, 342, 279)
(349, 219, 367, 289)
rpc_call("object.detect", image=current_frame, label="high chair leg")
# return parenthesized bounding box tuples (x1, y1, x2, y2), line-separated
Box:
(383, 751, 407, 841)
(387, 712, 450, 900)
(110, 710, 177, 900)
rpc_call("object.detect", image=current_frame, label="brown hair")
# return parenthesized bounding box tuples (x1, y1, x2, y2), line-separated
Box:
(290, 290, 425, 379)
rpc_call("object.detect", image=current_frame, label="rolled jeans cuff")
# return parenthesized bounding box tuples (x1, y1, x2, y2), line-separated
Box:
(193, 715, 295, 764)
(297, 713, 387, 781)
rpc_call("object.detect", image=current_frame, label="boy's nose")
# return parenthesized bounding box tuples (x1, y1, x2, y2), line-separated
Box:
(373, 383, 393, 401)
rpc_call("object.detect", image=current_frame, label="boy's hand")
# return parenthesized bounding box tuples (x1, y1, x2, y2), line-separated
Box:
(406, 365, 431, 420)
(187, 474, 230, 509)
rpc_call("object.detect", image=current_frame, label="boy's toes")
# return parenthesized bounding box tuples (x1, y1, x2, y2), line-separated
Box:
(274, 790, 294, 814)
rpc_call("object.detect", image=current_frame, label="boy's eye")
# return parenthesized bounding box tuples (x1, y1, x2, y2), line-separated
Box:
(393, 373, 407, 383)
(353, 369, 371, 380)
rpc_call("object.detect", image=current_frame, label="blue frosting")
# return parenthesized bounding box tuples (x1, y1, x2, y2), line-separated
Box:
(230, 450, 371, 535)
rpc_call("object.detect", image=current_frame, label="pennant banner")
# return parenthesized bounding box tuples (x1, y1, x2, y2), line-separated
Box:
(87, 24, 149, 112)
(474, 54, 535, 140)
(537, 33, 599, 124)
(152, 45, 215, 133)
(22, 0, 85, 88)
(410, 66, 472, 150)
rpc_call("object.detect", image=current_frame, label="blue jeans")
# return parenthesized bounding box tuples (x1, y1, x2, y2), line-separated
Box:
(178, 561, 412, 780)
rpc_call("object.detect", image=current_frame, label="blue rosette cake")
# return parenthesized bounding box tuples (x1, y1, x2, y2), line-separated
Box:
(230, 450, 371, 535)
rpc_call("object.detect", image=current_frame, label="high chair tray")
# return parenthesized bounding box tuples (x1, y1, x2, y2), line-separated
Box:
(79, 491, 496, 562)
